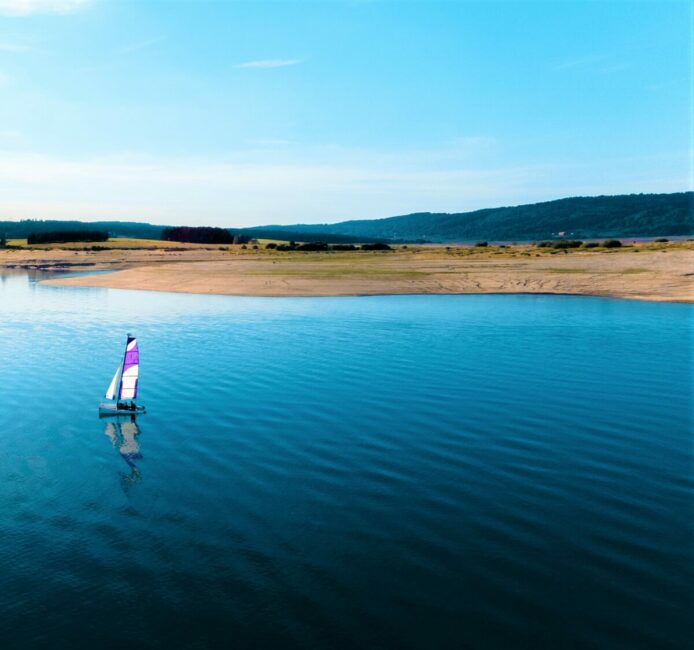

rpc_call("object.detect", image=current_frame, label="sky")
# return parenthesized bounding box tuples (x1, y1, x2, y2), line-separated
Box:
(0, 0, 690, 226)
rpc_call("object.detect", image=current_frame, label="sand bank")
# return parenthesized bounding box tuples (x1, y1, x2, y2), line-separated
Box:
(11, 243, 690, 303)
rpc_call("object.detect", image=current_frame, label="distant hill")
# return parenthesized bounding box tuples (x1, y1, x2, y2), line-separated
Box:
(1, 192, 691, 244)
(240, 192, 693, 242)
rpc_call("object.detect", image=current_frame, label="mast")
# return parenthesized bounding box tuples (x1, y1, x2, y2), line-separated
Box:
(117, 332, 130, 400)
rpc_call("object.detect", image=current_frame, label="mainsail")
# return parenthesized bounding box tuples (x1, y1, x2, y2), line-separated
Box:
(118, 336, 139, 401)
(105, 366, 121, 400)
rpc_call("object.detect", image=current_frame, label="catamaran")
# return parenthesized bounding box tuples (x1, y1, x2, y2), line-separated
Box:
(99, 335, 146, 416)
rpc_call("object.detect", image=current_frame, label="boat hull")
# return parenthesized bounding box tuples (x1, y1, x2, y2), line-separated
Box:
(99, 403, 146, 417)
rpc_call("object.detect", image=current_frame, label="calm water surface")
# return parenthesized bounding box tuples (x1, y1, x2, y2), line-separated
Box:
(1, 271, 692, 649)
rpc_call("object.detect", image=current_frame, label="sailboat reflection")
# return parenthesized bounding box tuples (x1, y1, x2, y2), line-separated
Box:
(103, 416, 143, 472)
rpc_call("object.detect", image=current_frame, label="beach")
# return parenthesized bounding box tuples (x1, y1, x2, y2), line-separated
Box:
(1, 240, 689, 303)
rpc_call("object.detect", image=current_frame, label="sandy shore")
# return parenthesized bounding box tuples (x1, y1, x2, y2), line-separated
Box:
(4, 241, 688, 302)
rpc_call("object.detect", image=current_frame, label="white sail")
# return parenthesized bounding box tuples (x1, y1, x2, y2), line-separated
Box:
(118, 337, 139, 401)
(105, 366, 121, 400)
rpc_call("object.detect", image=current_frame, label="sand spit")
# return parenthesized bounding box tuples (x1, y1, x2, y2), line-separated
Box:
(9, 243, 689, 303)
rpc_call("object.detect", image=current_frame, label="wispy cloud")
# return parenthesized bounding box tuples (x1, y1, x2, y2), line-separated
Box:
(235, 58, 303, 69)
(121, 36, 166, 54)
(552, 55, 628, 75)
(0, 41, 33, 52)
(0, 129, 22, 140)
(0, 148, 685, 226)
(0, 0, 91, 16)
(551, 55, 604, 71)
(248, 138, 295, 148)
(599, 62, 628, 75)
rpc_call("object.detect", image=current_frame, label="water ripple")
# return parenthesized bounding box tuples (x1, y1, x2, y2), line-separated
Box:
(0, 274, 692, 649)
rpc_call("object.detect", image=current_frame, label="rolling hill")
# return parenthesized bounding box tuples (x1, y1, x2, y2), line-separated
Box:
(239, 192, 693, 243)
(1, 192, 691, 244)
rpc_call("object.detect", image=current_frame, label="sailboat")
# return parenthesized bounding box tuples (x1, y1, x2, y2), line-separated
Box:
(98, 335, 146, 416)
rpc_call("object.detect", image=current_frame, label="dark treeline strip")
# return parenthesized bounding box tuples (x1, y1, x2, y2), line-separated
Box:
(236, 228, 369, 244)
(27, 230, 109, 244)
(161, 226, 252, 244)
(0, 219, 164, 240)
(536, 239, 623, 249)
(265, 241, 391, 252)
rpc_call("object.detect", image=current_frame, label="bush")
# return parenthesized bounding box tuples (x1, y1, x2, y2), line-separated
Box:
(602, 239, 622, 248)
(552, 240, 583, 249)
(265, 243, 277, 249)
(296, 242, 329, 251)
(654, 237, 669, 243)
(241, 244, 247, 249)
(536, 240, 582, 249)
(582, 242, 600, 248)
(276, 244, 297, 251)
(361, 242, 392, 250)
(332, 244, 357, 251)
(474, 241, 488, 247)
(162, 226, 234, 244)
(27, 229, 109, 245)
(252, 245, 258, 249)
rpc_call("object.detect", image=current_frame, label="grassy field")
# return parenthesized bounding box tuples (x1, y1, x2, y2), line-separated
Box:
(5, 236, 692, 256)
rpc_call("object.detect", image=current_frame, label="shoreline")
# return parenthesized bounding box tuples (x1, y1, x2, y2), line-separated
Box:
(40, 282, 694, 304)
(3, 241, 692, 303)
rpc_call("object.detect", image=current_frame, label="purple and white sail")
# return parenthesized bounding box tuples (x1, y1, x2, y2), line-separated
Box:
(118, 336, 139, 401)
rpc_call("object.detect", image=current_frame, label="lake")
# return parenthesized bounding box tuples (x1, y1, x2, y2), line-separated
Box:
(0, 271, 692, 649)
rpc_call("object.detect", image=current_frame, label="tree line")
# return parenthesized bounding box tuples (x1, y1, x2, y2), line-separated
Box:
(27, 230, 109, 245)
(161, 226, 251, 244)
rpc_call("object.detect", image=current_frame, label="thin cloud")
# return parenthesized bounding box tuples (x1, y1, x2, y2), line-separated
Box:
(0, 0, 91, 16)
(552, 55, 628, 75)
(0, 149, 685, 226)
(551, 55, 604, 71)
(121, 36, 166, 54)
(0, 41, 33, 52)
(600, 63, 628, 74)
(249, 138, 294, 147)
(235, 58, 303, 69)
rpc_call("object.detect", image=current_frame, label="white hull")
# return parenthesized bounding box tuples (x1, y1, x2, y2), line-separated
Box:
(99, 403, 146, 416)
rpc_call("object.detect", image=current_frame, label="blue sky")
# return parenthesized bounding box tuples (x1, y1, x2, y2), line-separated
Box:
(0, 0, 689, 226)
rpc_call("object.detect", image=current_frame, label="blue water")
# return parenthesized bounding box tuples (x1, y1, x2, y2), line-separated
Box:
(1, 271, 692, 649)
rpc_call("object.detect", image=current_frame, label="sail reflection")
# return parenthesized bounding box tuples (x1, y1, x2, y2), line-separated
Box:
(103, 417, 143, 470)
